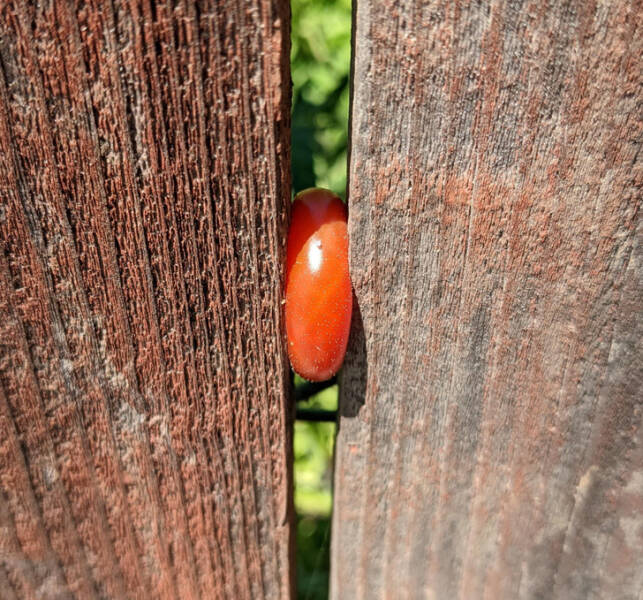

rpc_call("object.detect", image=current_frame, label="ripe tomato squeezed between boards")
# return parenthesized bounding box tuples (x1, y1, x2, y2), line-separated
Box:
(285, 188, 352, 382)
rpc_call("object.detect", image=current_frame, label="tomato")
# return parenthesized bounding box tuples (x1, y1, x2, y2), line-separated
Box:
(285, 188, 352, 382)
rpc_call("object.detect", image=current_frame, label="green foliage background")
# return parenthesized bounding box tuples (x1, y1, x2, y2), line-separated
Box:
(291, 0, 351, 199)
(291, 0, 351, 597)
(294, 382, 337, 600)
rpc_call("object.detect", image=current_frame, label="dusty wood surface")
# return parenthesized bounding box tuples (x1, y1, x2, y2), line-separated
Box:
(0, 1, 293, 599)
(332, 1, 642, 598)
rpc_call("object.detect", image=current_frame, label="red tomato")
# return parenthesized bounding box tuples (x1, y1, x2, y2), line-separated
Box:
(285, 188, 352, 382)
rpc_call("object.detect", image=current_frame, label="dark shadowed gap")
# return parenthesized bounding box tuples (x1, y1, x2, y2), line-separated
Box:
(290, 0, 351, 597)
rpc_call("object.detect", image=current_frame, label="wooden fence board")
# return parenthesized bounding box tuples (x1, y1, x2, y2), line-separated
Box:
(332, 1, 642, 598)
(0, 2, 293, 598)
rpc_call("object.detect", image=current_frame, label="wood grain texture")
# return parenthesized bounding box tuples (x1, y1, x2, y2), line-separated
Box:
(332, 1, 642, 598)
(0, 1, 293, 599)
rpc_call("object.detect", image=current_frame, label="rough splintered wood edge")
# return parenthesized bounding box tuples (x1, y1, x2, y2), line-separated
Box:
(0, 1, 294, 599)
(332, 0, 642, 599)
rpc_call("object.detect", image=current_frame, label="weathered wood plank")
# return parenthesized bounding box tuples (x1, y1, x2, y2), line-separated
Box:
(332, 1, 642, 598)
(0, 1, 293, 598)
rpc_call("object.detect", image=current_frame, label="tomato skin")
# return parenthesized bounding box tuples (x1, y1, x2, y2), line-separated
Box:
(285, 188, 352, 382)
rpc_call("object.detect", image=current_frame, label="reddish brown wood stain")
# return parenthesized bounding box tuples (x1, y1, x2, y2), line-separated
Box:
(0, 2, 293, 599)
(333, 1, 641, 599)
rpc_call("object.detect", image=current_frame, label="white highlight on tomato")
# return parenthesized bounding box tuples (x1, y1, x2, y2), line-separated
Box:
(307, 237, 323, 274)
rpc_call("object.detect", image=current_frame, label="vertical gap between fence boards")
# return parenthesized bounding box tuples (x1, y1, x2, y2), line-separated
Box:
(290, 0, 352, 596)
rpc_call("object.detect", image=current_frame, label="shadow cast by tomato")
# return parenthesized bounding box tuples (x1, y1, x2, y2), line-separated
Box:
(337, 292, 366, 420)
